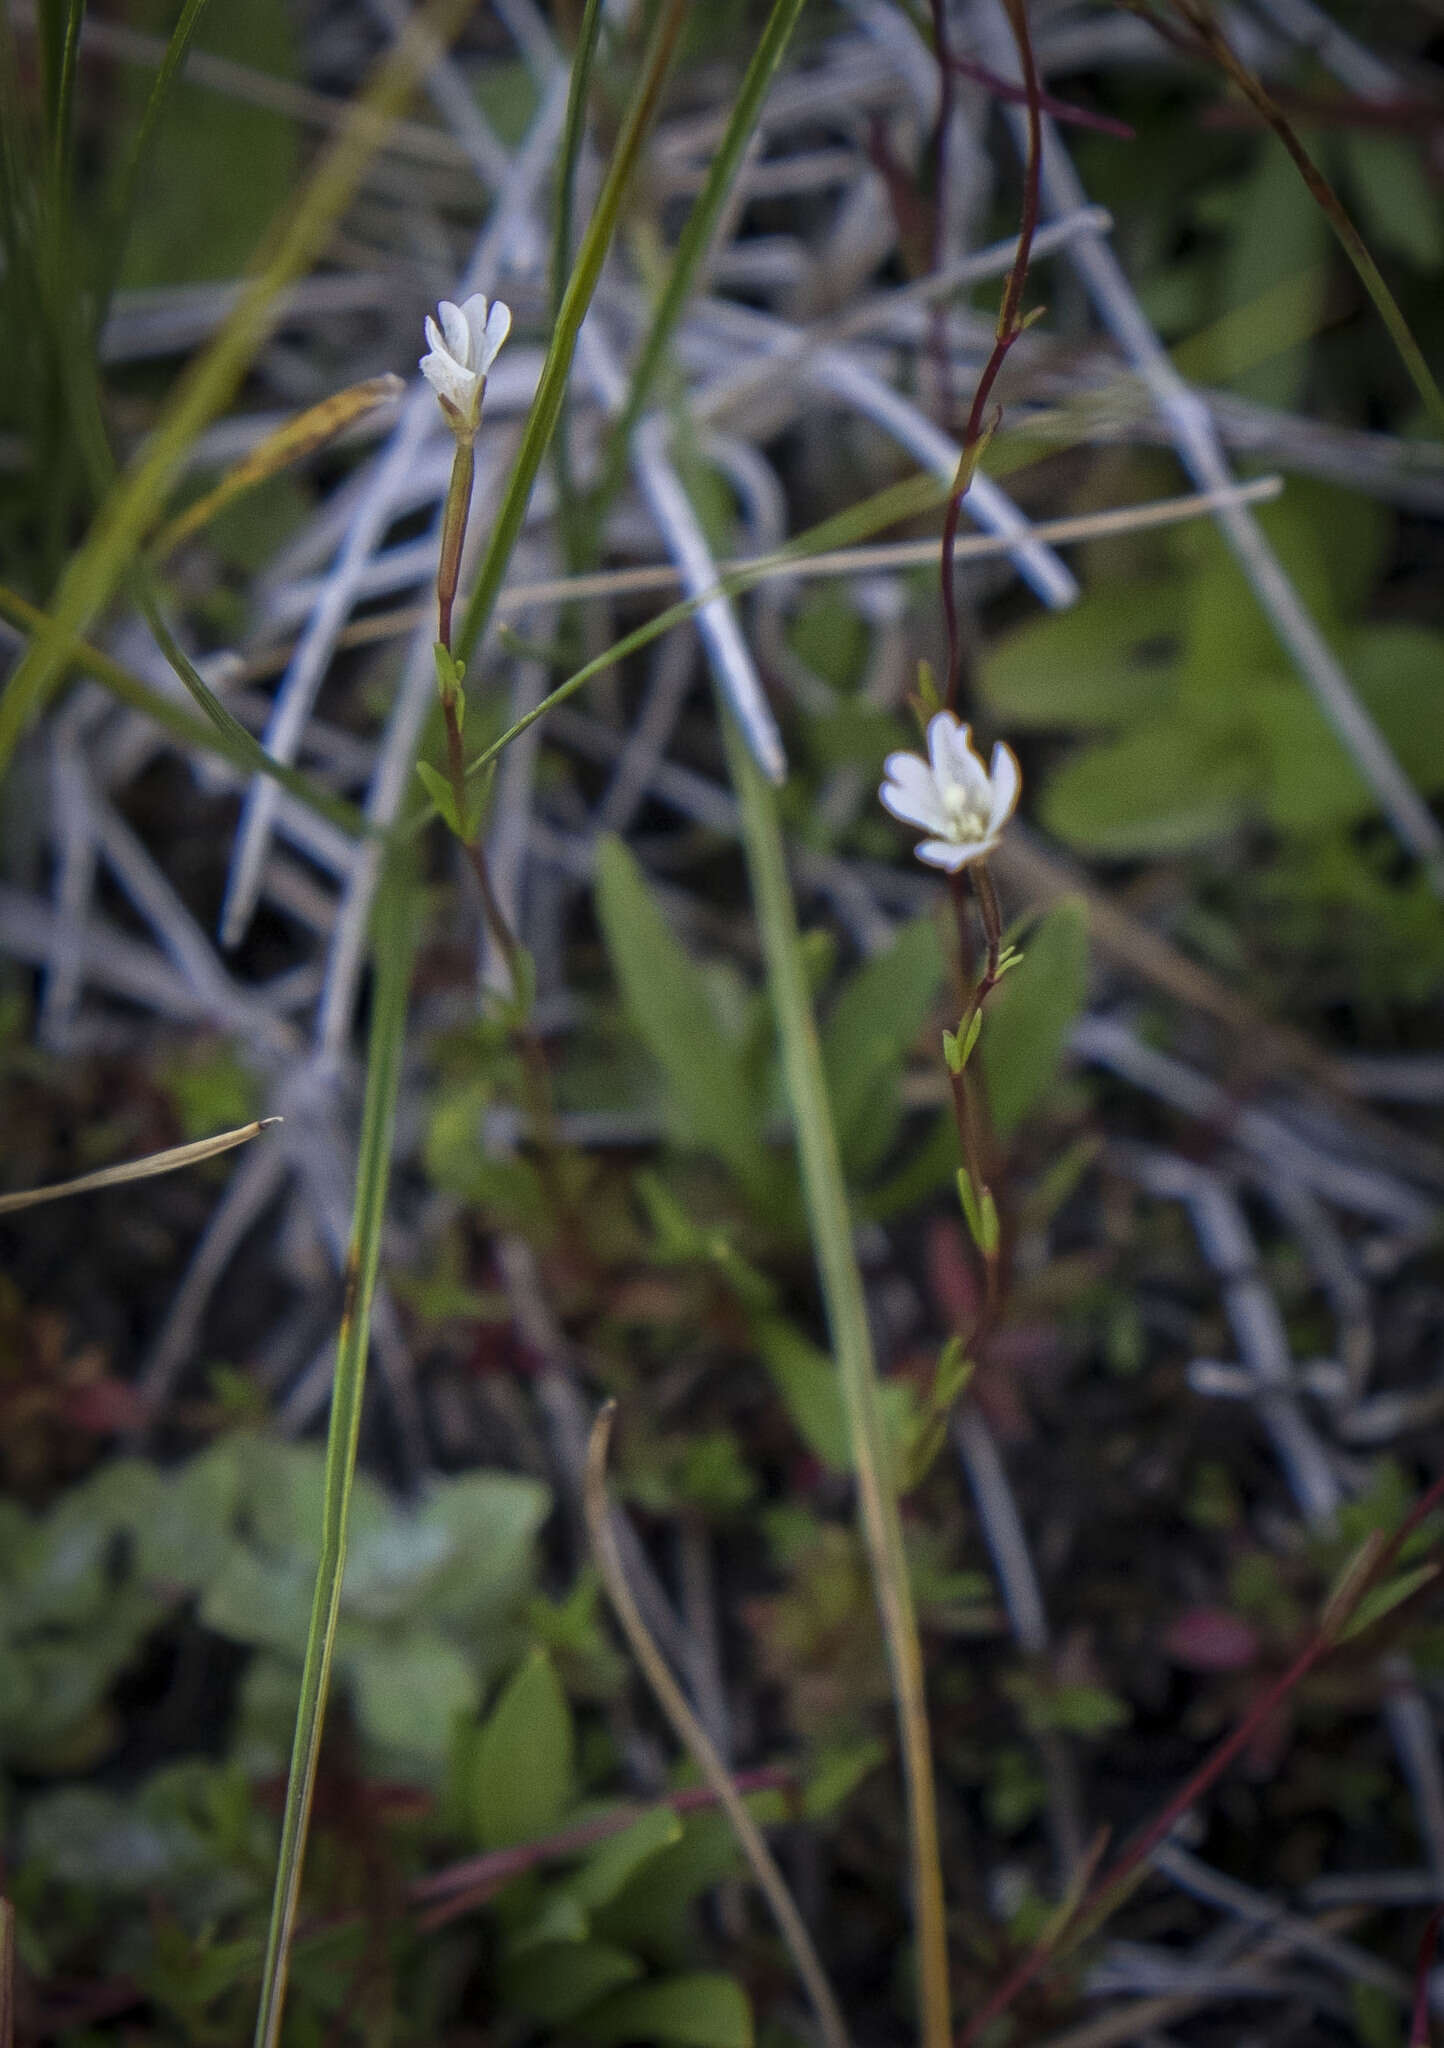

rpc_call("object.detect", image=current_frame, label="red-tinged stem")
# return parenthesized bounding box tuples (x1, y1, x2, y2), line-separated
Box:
(942, 0, 1043, 711)
(946, 863, 1006, 1330)
(941, 51, 1134, 137)
(1411, 1906, 1443, 2047)
(436, 438, 474, 653)
(957, 1467, 1444, 2046)
(411, 1766, 797, 1928)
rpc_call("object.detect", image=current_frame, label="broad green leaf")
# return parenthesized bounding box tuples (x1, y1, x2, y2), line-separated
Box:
(501, 1941, 643, 2026)
(1215, 142, 1329, 409)
(980, 585, 1182, 729)
(120, 0, 300, 286)
(788, 588, 867, 687)
(1340, 131, 1444, 271)
(595, 836, 772, 1200)
(1179, 483, 1387, 697)
(1042, 723, 1252, 855)
(1351, 625, 1444, 791)
(820, 916, 943, 1180)
(582, 1971, 753, 2048)
(572, 1807, 684, 1912)
(755, 1317, 915, 1474)
(981, 898, 1090, 1138)
(347, 1633, 478, 1760)
(1249, 680, 1373, 832)
(803, 1737, 887, 1819)
(415, 1471, 550, 1631)
(593, 1808, 769, 1959)
(469, 1648, 575, 1849)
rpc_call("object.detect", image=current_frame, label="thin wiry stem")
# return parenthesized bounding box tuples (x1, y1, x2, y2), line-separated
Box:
(585, 1405, 853, 2048)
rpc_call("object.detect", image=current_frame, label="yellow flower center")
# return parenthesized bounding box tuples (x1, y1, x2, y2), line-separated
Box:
(941, 781, 989, 842)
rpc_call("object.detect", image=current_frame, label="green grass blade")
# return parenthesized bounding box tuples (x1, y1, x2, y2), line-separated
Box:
(46, 0, 84, 192)
(251, 856, 415, 2048)
(550, 0, 605, 565)
(0, 0, 478, 781)
(464, 468, 946, 777)
(452, 0, 686, 667)
(590, 0, 808, 526)
(93, 0, 215, 325)
(0, 582, 368, 836)
(717, 710, 953, 2048)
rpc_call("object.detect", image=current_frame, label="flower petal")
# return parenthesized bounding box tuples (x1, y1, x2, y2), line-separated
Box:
(881, 752, 950, 834)
(480, 299, 512, 369)
(438, 299, 471, 363)
(931, 713, 991, 811)
(926, 711, 965, 786)
(424, 313, 447, 358)
(915, 836, 976, 871)
(458, 293, 491, 363)
(420, 351, 471, 415)
(986, 741, 1021, 832)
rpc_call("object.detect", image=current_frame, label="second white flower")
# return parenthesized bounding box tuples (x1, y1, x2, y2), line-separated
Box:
(879, 710, 1020, 871)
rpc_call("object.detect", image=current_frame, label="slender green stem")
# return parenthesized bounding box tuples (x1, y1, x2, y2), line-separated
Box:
(252, 860, 415, 2048)
(0, 580, 368, 835)
(0, 0, 480, 780)
(47, 0, 83, 195)
(1169, 0, 1444, 434)
(452, 0, 686, 669)
(717, 710, 952, 2048)
(588, 0, 808, 530)
(94, 0, 215, 325)
(550, 0, 605, 569)
(436, 437, 475, 653)
(463, 468, 947, 780)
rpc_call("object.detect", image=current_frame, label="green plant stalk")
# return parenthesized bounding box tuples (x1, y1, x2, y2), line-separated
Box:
(452, 0, 686, 668)
(717, 709, 952, 2048)
(0, 0, 479, 780)
(588, 0, 808, 528)
(251, 860, 415, 2048)
(0, 583, 368, 836)
(1169, 0, 1444, 435)
(463, 467, 947, 778)
(585, 1405, 852, 2048)
(93, 0, 216, 327)
(46, 0, 83, 195)
(550, 0, 605, 569)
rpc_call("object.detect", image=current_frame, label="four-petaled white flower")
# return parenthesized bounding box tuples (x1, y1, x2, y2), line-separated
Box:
(880, 711, 1020, 870)
(420, 294, 511, 439)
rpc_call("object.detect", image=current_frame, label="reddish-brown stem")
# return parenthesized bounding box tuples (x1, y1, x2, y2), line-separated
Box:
(410, 1766, 797, 1930)
(1411, 1906, 1443, 2048)
(941, 52, 1134, 137)
(946, 864, 1007, 1329)
(957, 1466, 1444, 2046)
(436, 438, 474, 653)
(942, 0, 1043, 712)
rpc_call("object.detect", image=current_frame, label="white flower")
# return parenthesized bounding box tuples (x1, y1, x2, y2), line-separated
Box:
(880, 711, 1020, 871)
(420, 293, 511, 438)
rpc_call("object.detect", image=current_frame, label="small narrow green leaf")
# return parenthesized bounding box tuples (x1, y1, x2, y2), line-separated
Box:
(416, 758, 462, 836)
(595, 836, 772, 1201)
(1337, 1564, 1441, 1644)
(981, 899, 1090, 1138)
